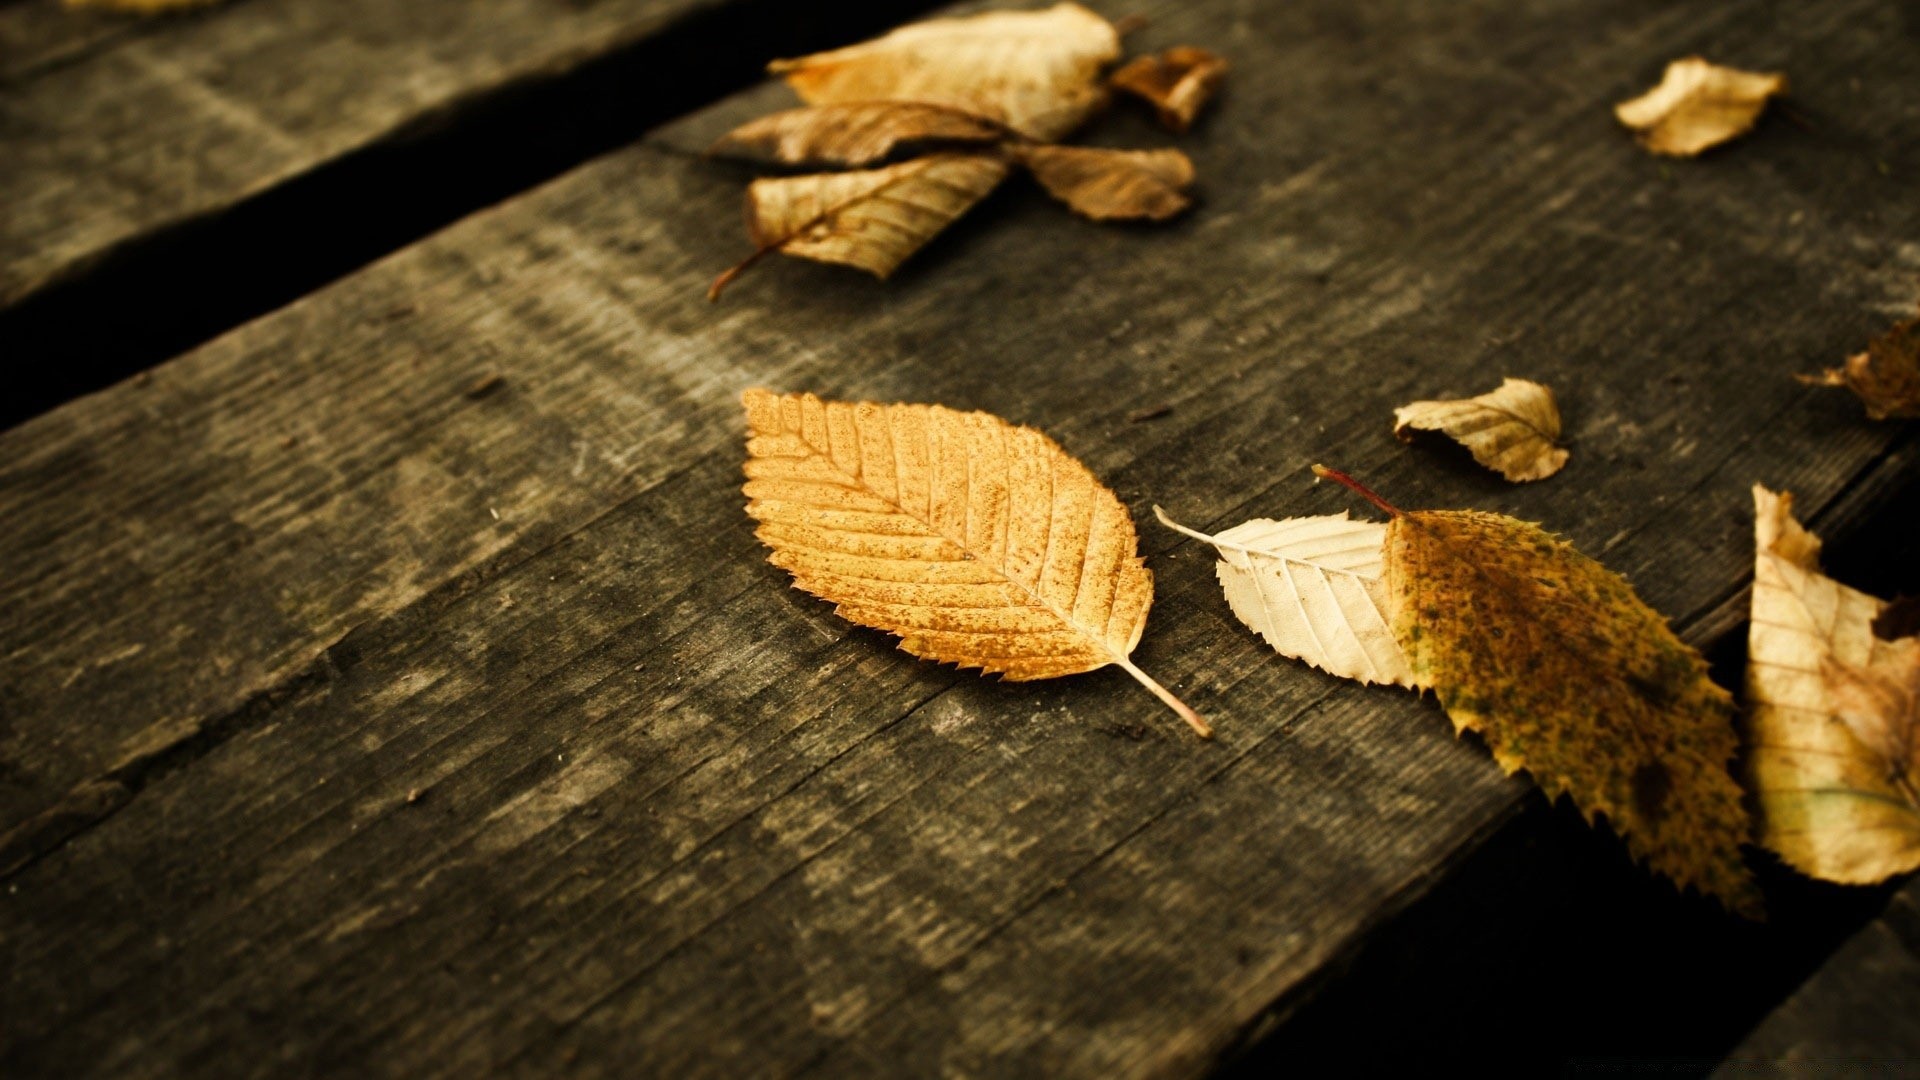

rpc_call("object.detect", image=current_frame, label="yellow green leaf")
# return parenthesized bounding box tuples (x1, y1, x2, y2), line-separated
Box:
(1316, 465, 1759, 915)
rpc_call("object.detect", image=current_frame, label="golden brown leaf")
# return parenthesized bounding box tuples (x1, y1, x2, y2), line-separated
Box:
(1016, 145, 1194, 221)
(1799, 312, 1920, 421)
(709, 103, 1006, 168)
(1614, 57, 1785, 157)
(1314, 466, 1759, 915)
(1109, 46, 1228, 133)
(742, 389, 1208, 737)
(1746, 486, 1920, 884)
(768, 3, 1121, 141)
(1156, 508, 1413, 688)
(1392, 378, 1569, 482)
(710, 153, 1010, 299)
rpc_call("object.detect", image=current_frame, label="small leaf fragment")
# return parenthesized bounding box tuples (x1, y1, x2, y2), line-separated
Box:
(1614, 56, 1785, 157)
(768, 2, 1121, 141)
(1110, 46, 1228, 133)
(1799, 312, 1920, 420)
(1393, 378, 1569, 482)
(710, 103, 1005, 168)
(1312, 466, 1759, 915)
(743, 389, 1208, 737)
(1017, 145, 1195, 221)
(1156, 507, 1413, 687)
(712, 153, 1010, 299)
(1746, 486, 1920, 884)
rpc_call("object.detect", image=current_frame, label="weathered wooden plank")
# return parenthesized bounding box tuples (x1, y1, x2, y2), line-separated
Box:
(0, 0, 918, 310)
(3, 0, 1918, 1074)
(1718, 880, 1920, 1075)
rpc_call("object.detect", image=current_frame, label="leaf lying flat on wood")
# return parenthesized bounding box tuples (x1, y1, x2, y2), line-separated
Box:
(710, 154, 1010, 299)
(710, 103, 1006, 168)
(1315, 466, 1760, 915)
(1393, 377, 1569, 482)
(1109, 46, 1228, 133)
(1016, 145, 1195, 221)
(1156, 508, 1413, 688)
(1614, 56, 1786, 157)
(742, 389, 1208, 737)
(1746, 486, 1920, 884)
(1799, 311, 1920, 420)
(768, 2, 1121, 141)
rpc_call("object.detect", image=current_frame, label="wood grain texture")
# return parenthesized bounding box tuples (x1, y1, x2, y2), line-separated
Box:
(0, 0, 750, 308)
(1718, 879, 1920, 1075)
(3, 0, 1919, 1074)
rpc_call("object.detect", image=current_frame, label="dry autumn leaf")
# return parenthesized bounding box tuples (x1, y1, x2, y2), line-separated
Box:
(1799, 311, 1920, 420)
(1110, 46, 1228, 133)
(1016, 145, 1195, 221)
(1746, 486, 1920, 884)
(768, 2, 1121, 141)
(710, 154, 1010, 299)
(1155, 508, 1413, 688)
(1392, 377, 1569, 482)
(742, 389, 1208, 738)
(709, 103, 1006, 168)
(710, 6, 1223, 297)
(1315, 465, 1759, 915)
(1614, 56, 1785, 157)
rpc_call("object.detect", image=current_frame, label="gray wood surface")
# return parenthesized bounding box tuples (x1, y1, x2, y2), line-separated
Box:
(1718, 879, 1920, 1076)
(3, 0, 1917, 1074)
(0, 0, 746, 308)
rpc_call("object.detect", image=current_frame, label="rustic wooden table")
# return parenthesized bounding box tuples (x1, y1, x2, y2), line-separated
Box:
(2, 0, 1915, 1075)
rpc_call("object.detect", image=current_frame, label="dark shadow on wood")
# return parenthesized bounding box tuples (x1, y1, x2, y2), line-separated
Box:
(0, 0, 939, 433)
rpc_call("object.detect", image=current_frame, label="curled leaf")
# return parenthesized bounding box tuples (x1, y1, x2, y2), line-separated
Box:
(1316, 466, 1759, 915)
(1746, 486, 1920, 884)
(743, 389, 1208, 737)
(1799, 312, 1920, 421)
(1392, 378, 1569, 482)
(710, 103, 1006, 168)
(1614, 56, 1786, 157)
(1017, 145, 1195, 221)
(710, 153, 1009, 299)
(768, 2, 1122, 141)
(1156, 508, 1413, 688)
(1109, 46, 1228, 133)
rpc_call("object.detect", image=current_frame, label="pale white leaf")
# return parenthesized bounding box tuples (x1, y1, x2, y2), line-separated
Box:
(1157, 507, 1414, 688)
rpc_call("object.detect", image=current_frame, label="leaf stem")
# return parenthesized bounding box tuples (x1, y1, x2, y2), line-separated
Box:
(708, 248, 773, 301)
(1115, 656, 1212, 738)
(1311, 464, 1402, 517)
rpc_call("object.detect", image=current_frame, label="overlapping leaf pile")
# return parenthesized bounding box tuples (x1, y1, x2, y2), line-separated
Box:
(1162, 468, 1759, 914)
(708, 4, 1225, 298)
